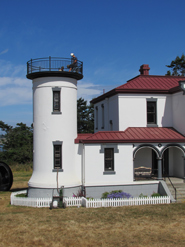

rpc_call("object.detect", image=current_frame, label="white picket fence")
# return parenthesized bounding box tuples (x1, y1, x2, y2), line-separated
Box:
(11, 190, 52, 208)
(82, 196, 170, 208)
(64, 197, 82, 207)
(10, 191, 170, 208)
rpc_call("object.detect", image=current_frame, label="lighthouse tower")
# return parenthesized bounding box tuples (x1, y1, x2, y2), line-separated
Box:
(26, 56, 83, 198)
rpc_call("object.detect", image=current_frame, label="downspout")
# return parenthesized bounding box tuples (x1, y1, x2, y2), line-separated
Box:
(82, 142, 86, 196)
(57, 167, 60, 194)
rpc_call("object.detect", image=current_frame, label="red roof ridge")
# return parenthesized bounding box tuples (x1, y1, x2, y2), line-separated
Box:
(126, 74, 185, 82)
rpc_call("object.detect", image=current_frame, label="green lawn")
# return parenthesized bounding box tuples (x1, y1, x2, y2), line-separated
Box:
(0, 169, 185, 247)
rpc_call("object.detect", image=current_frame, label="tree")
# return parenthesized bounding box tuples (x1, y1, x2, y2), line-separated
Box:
(77, 98, 94, 133)
(166, 54, 185, 76)
(0, 122, 33, 164)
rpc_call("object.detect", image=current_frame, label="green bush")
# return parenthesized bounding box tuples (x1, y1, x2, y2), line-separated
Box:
(15, 193, 27, 197)
(139, 193, 148, 198)
(101, 192, 109, 199)
(151, 192, 161, 197)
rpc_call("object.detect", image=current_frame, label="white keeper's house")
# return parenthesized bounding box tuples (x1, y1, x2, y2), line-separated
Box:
(26, 57, 185, 200)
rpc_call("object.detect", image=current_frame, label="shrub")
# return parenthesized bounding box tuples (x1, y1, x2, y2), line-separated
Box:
(101, 192, 109, 199)
(73, 189, 84, 197)
(15, 193, 27, 198)
(139, 193, 148, 198)
(151, 192, 161, 197)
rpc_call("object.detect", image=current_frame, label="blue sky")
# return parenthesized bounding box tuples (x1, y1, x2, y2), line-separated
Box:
(0, 0, 185, 129)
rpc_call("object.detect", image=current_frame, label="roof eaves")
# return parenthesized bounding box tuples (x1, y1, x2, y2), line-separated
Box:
(81, 138, 185, 144)
(91, 88, 172, 104)
(90, 88, 117, 104)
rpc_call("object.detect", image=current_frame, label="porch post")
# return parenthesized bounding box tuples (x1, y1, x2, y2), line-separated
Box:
(133, 158, 135, 181)
(157, 158, 162, 180)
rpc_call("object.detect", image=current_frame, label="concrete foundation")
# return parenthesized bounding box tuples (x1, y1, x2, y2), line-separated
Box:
(28, 185, 82, 198)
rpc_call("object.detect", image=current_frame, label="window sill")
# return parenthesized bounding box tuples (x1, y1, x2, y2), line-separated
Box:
(52, 112, 62, 115)
(147, 124, 158, 127)
(52, 169, 64, 172)
(103, 171, 116, 175)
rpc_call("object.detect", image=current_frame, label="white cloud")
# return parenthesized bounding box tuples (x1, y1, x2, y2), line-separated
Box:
(0, 60, 32, 106)
(77, 81, 102, 102)
(0, 49, 9, 55)
(0, 60, 26, 77)
(0, 76, 31, 106)
(0, 85, 32, 106)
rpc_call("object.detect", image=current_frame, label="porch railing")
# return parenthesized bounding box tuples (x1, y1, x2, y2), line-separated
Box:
(164, 176, 177, 200)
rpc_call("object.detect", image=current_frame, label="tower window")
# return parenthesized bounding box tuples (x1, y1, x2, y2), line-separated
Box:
(54, 144, 62, 169)
(53, 91, 60, 112)
(52, 87, 61, 114)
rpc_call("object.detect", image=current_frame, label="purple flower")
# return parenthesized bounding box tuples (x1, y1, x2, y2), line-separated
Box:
(107, 191, 132, 199)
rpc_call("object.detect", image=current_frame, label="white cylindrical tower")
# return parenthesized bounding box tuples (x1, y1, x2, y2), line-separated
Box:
(26, 57, 83, 198)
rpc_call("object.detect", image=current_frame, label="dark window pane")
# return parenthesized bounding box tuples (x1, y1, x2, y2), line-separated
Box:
(147, 113, 155, 123)
(147, 101, 156, 124)
(54, 145, 62, 168)
(104, 148, 114, 171)
(53, 91, 60, 111)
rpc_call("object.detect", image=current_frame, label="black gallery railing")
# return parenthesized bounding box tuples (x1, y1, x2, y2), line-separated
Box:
(27, 57, 83, 76)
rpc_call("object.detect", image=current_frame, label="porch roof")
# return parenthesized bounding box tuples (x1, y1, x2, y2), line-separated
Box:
(75, 127, 185, 144)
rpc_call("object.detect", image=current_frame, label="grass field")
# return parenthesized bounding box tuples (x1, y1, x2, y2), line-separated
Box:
(0, 169, 185, 247)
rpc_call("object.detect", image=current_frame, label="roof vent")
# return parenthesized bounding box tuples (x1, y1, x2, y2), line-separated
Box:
(139, 64, 150, 75)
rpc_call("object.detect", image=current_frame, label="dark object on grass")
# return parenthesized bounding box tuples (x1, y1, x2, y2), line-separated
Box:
(0, 161, 13, 191)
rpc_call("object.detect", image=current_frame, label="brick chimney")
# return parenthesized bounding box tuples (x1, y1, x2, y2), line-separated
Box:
(139, 64, 150, 75)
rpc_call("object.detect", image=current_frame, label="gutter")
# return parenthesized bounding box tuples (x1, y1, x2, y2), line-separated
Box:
(77, 139, 185, 144)
(82, 143, 85, 195)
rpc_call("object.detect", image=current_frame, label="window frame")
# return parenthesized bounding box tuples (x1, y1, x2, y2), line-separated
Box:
(53, 141, 63, 172)
(52, 87, 61, 114)
(146, 98, 158, 127)
(104, 148, 114, 172)
(100, 144, 118, 175)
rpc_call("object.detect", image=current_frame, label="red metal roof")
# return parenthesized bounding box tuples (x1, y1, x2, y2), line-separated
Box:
(91, 75, 185, 104)
(75, 127, 185, 144)
(117, 75, 185, 91)
(75, 133, 93, 143)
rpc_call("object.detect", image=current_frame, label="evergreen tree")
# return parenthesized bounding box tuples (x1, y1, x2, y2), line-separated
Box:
(166, 54, 185, 76)
(0, 121, 33, 164)
(77, 98, 94, 133)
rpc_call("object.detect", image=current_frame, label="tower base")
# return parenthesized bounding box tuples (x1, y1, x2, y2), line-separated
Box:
(28, 185, 82, 198)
